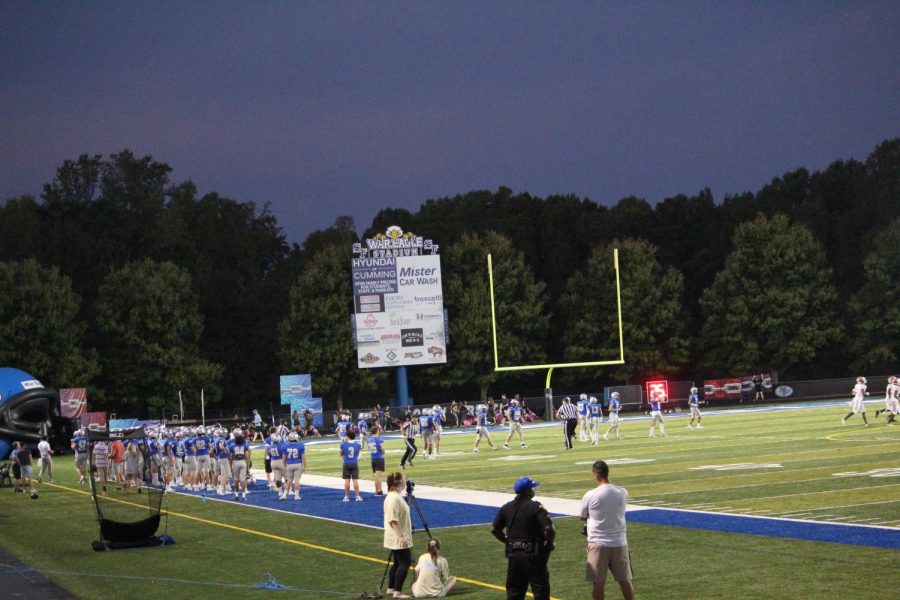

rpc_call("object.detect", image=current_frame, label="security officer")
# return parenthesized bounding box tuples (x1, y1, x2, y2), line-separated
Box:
(491, 476, 555, 600)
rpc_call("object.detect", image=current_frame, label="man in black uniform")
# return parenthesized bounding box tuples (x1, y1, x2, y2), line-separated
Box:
(491, 476, 556, 600)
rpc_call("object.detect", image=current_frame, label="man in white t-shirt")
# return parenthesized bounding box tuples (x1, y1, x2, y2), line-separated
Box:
(580, 460, 634, 600)
(37, 437, 53, 483)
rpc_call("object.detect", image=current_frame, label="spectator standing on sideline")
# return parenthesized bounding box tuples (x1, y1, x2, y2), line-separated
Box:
(580, 460, 634, 600)
(753, 374, 765, 401)
(384, 471, 414, 599)
(11, 442, 23, 493)
(16, 442, 35, 494)
(491, 476, 555, 600)
(92, 438, 110, 494)
(556, 397, 578, 450)
(37, 436, 53, 483)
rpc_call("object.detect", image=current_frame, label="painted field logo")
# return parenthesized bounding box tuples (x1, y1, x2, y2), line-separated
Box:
(690, 463, 783, 471)
(832, 468, 900, 478)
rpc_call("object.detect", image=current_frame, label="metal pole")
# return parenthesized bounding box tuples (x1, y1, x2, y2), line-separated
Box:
(179, 390, 183, 422)
(201, 388, 205, 426)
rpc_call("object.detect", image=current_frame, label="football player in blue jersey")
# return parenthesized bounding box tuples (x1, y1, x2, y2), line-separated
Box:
(146, 433, 163, 486)
(336, 414, 352, 442)
(432, 405, 444, 456)
(587, 396, 604, 445)
(687, 386, 704, 430)
(228, 428, 251, 500)
(70, 429, 89, 484)
(603, 392, 622, 441)
(649, 395, 667, 437)
(267, 432, 286, 494)
(368, 424, 386, 495)
(340, 429, 363, 502)
(357, 413, 369, 452)
(182, 432, 198, 491)
(472, 404, 498, 452)
(193, 427, 212, 491)
(281, 432, 305, 501)
(577, 393, 589, 442)
(214, 429, 232, 495)
(419, 409, 436, 459)
(502, 398, 528, 449)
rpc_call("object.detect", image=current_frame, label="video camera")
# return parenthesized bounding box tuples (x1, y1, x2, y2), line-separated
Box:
(406, 479, 415, 495)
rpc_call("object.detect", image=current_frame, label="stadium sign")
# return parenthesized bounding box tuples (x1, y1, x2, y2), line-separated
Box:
(352, 226, 447, 369)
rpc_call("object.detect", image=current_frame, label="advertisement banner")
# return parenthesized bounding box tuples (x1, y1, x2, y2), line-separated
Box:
(280, 374, 313, 405)
(59, 387, 87, 419)
(352, 227, 447, 369)
(290, 397, 323, 428)
(80, 411, 108, 432)
(703, 378, 743, 401)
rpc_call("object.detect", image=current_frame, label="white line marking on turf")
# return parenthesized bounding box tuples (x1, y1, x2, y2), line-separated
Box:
(574, 458, 655, 466)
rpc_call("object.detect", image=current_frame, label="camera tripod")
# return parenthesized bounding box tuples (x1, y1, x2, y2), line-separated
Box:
(371, 487, 433, 599)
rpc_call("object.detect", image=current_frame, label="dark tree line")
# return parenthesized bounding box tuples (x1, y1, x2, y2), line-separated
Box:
(1, 140, 897, 414)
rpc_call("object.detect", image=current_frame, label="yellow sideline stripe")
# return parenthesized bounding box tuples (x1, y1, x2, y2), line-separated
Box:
(46, 483, 546, 598)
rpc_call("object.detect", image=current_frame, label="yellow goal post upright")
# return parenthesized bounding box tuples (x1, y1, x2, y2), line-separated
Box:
(487, 248, 625, 403)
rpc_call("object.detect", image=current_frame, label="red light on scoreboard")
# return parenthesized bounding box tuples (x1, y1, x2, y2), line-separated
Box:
(646, 380, 669, 404)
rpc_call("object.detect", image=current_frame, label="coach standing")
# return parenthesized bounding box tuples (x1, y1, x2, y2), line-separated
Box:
(556, 397, 578, 450)
(491, 476, 555, 600)
(581, 460, 634, 600)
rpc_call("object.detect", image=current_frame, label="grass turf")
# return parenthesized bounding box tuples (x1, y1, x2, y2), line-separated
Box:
(1, 401, 897, 599)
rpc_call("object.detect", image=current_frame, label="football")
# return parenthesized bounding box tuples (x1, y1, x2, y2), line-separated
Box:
(30, 491, 39, 499)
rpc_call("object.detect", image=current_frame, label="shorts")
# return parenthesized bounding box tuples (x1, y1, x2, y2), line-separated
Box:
(509, 422, 521, 432)
(20, 465, 33, 478)
(342, 463, 360, 480)
(608, 413, 620, 426)
(371, 458, 385, 473)
(264, 457, 272, 474)
(690, 406, 701, 418)
(586, 544, 632, 583)
(12, 463, 21, 479)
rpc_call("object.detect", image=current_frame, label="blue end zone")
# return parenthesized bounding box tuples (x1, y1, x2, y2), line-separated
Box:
(628, 508, 900, 550)
(173, 481, 508, 530)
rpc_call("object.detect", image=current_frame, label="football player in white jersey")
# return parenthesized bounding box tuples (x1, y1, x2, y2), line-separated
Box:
(842, 376, 870, 426)
(875, 376, 899, 425)
(603, 392, 622, 441)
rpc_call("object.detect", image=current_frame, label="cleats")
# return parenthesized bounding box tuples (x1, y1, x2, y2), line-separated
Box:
(521, 444, 528, 448)
(472, 448, 480, 453)
(603, 434, 609, 441)
(356, 496, 363, 502)
(342, 496, 349, 503)
(503, 443, 510, 449)
(696, 424, 703, 429)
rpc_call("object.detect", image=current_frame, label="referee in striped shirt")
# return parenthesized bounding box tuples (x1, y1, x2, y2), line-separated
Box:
(400, 414, 419, 468)
(556, 397, 578, 450)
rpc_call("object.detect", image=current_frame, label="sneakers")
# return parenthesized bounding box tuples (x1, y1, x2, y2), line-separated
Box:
(295, 494, 301, 501)
(355, 496, 363, 502)
(696, 424, 703, 429)
(521, 444, 528, 448)
(472, 448, 480, 453)
(503, 443, 510, 449)
(603, 434, 609, 441)
(649, 433, 656, 438)
(279, 494, 286, 501)
(342, 496, 350, 503)
(687, 425, 693, 430)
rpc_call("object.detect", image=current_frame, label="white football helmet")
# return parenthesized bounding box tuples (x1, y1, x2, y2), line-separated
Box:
(510, 399, 519, 406)
(611, 392, 620, 399)
(287, 432, 298, 442)
(589, 396, 597, 403)
(433, 405, 441, 414)
(580, 393, 587, 400)
(690, 387, 698, 393)
(857, 376, 867, 384)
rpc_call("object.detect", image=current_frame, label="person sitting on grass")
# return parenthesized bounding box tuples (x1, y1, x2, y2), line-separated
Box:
(411, 539, 457, 598)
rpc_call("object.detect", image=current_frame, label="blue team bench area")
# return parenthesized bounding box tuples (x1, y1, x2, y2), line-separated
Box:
(170, 479, 535, 530)
(627, 508, 900, 550)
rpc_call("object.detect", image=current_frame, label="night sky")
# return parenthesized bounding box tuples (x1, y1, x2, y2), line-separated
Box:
(2, 2, 898, 244)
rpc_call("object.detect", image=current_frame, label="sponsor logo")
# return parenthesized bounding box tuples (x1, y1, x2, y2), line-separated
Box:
(401, 328, 424, 347)
(21, 380, 42, 389)
(416, 312, 442, 321)
(389, 312, 412, 327)
(357, 340, 379, 347)
(381, 333, 401, 342)
(363, 314, 379, 328)
(426, 330, 445, 341)
(404, 352, 423, 359)
(427, 346, 444, 358)
(385, 349, 399, 363)
(357, 332, 378, 342)
(774, 385, 794, 398)
(359, 353, 380, 365)
(352, 225, 439, 258)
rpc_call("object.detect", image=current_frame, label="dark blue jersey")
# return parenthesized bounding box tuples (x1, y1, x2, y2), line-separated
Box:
(228, 440, 249, 461)
(283, 442, 304, 465)
(368, 436, 385, 460)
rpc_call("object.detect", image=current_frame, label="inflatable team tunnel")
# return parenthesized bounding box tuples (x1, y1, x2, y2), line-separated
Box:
(0, 367, 74, 460)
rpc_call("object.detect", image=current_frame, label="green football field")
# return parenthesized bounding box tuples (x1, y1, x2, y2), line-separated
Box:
(1, 401, 897, 599)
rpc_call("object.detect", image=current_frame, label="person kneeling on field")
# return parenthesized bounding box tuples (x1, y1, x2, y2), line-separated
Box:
(411, 539, 457, 598)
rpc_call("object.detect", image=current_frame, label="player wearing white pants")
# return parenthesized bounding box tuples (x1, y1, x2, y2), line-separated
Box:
(687, 387, 703, 429)
(587, 397, 603, 445)
(577, 394, 589, 442)
(842, 377, 870, 426)
(648, 398, 666, 437)
(874, 376, 899, 425)
(603, 393, 622, 441)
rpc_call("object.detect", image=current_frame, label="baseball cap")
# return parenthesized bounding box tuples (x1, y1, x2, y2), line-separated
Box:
(514, 476, 540, 494)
